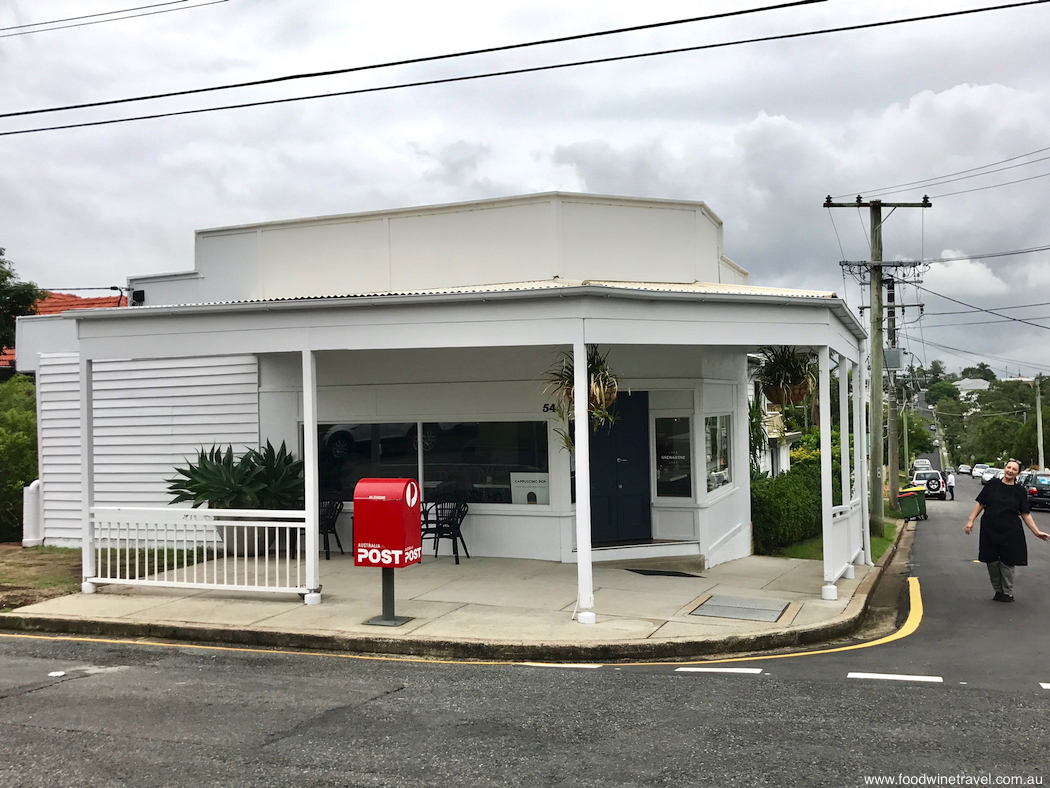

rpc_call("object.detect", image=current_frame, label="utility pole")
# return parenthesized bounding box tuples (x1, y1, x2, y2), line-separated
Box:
(1037, 374, 1044, 470)
(827, 195, 931, 539)
(887, 277, 899, 506)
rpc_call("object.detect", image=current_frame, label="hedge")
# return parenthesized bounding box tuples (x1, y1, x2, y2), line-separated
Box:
(751, 462, 822, 555)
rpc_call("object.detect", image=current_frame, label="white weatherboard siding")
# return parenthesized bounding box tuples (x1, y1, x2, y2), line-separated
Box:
(36, 354, 260, 545)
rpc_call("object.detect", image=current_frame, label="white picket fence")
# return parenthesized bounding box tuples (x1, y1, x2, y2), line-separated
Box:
(88, 507, 310, 595)
(825, 498, 865, 585)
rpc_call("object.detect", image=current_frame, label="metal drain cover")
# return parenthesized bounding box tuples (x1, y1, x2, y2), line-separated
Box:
(691, 595, 788, 622)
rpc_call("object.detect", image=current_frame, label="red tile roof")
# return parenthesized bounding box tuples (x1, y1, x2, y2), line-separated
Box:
(1, 292, 128, 368)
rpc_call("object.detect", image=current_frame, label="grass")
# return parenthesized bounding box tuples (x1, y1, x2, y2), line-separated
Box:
(0, 544, 82, 611)
(780, 516, 899, 565)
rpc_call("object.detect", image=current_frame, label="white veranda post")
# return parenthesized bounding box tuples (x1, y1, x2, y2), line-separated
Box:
(856, 352, 872, 565)
(80, 357, 97, 594)
(818, 346, 836, 601)
(573, 337, 596, 624)
(838, 353, 854, 580)
(302, 349, 321, 605)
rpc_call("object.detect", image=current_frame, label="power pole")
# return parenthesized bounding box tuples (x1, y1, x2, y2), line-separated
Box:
(826, 195, 931, 539)
(887, 277, 899, 506)
(1037, 374, 1044, 470)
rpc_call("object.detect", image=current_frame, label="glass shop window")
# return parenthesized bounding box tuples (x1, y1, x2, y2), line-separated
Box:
(317, 423, 418, 499)
(655, 417, 692, 498)
(706, 414, 732, 492)
(422, 422, 549, 505)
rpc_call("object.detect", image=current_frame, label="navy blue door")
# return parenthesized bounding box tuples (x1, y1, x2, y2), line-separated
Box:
(589, 391, 652, 544)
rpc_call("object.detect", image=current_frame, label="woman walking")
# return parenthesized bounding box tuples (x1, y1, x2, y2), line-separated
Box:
(964, 458, 1049, 602)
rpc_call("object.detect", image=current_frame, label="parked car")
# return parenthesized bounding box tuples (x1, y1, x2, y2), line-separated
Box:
(912, 470, 947, 500)
(911, 458, 933, 474)
(958, 464, 972, 475)
(945, 466, 955, 475)
(1019, 471, 1050, 510)
(980, 467, 1003, 485)
(972, 463, 990, 478)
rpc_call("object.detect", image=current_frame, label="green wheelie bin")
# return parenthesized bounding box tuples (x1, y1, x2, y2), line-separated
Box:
(898, 485, 928, 522)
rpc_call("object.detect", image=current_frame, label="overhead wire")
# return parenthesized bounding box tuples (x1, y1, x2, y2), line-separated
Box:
(4, 0, 1050, 136)
(1, 0, 824, 119)
(0, 0, 225, 38)
(929, 170, 1050, 198)
(0, 1, 188, 32)
(909, 282, 1050, 332)
(833, 143, 1050, 200)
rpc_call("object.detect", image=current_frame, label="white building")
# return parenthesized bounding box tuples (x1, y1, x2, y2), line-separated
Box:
(17, 192, 869, 614)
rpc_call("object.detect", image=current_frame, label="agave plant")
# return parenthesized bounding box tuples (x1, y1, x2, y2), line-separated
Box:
(544, 345, 621, 452)
(166, 441, 303, 510)
(753, 345, 817, 406)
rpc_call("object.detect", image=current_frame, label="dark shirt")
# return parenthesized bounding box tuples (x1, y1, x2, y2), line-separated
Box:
(975, 478, 1030, 565)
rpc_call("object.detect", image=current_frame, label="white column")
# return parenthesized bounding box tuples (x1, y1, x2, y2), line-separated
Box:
(302, 349, 321, 605)
(838, 352, 855, 579)
(856, 353, 873, 565)
(79, 357, 96, 594)
(573, 336, 596, 624)
(818, 346, 837, 600)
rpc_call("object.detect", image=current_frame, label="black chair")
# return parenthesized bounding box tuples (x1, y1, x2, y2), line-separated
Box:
(420, 495, 470, 564)
(319, 495, 345, 560)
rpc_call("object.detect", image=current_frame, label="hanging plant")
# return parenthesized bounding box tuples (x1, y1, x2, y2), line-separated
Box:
(543, 345, 621, 452)
(753, 345, 816, 406)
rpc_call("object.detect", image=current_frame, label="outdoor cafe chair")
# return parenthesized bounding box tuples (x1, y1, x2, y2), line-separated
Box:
(319, 494, 345, 560)
(420, 494, 470, 564)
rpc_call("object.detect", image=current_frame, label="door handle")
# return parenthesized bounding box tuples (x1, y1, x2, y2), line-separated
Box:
(617, 458, 628, 463)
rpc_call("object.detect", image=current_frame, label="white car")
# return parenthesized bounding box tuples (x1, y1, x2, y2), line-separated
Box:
(958, 464, 972, 475)
(972, 463, 989, 478)
(980, 467, 1003, 485)
(912, 470, 947, 500)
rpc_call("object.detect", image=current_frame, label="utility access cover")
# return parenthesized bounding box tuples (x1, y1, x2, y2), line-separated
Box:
(691, 595, 788, 622)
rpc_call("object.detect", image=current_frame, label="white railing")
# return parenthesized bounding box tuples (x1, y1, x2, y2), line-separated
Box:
(88, 507, 309, 595)
(825, 498, 865, 584)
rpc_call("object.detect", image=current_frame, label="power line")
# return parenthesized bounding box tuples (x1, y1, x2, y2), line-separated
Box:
(833, 143, 1050, 200)
(0, 1, 187, 32)
(910, 282, 1050, 332)
(861, 154, 1050, 199)
(925, 300, 1050, 317)
(930, 170, 1050, 198)
(922, 244, 1050, 264)
(920, 313, 1050, 329)
(0, 0, 826, 119)
(916, 337, 1050, 374)
(4, 0, 1049, 137)
(0, 0, 225, 39)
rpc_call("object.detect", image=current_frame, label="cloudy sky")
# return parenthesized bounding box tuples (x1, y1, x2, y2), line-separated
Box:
(2, 0, 1049, 376)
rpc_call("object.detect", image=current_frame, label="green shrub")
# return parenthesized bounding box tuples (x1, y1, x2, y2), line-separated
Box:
(751, 463, 822, 555)
(0, 375, 38, 542)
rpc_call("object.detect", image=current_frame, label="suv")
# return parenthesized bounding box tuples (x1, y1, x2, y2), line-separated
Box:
(1019, 471, 1050, 510)
(912, 469, 947, 500)
(911, 458, 933, 474)
(971, 463, 989, 478)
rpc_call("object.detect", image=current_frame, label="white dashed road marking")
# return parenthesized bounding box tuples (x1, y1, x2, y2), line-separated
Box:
(847, 672, 943, 683)
(675, 667, 764, 674)
(1040, 683, 1050, 690)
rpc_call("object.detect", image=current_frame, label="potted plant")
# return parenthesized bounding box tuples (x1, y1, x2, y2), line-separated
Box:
(167, 441, 304, 556)
(754, 345, 815, 406)
(544, 345, 621, 452)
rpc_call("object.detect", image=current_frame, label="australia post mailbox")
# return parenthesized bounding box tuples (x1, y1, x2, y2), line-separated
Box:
(353, 478, 422, 569)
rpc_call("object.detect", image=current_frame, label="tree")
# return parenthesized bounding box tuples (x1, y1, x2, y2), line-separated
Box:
(0, 374, 38, 540)
(925, 380, 960, 406)
(1, 248, 46, 349)
(960, 362, 997, 382)
(926, 359, 948, 385)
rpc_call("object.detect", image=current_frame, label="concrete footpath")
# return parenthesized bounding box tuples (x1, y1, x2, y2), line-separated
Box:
(0, 534, 905, 661)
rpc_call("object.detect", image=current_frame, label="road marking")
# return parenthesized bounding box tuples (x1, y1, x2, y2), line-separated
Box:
(675, 667, 763, 674)
(640, 576, 926, 667)
(1040, 683, 1050, 690)
(519, 662, 602, 669)
(848, 672, 942, 683)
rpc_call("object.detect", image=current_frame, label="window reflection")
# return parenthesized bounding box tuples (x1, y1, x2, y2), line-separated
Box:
(706, 415, 732, 492)
(318, 423, 417, 499)
(656, 417, 692, 497)
(423, 422, 549, 504)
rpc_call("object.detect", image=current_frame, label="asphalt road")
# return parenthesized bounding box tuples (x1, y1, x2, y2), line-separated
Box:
(1, 475, 1048, 787)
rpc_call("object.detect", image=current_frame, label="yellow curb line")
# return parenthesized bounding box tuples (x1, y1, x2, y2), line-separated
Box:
(0, 577, 923, 668)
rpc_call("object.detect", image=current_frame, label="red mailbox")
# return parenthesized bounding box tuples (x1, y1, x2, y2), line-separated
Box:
(353, 478, 422, 568)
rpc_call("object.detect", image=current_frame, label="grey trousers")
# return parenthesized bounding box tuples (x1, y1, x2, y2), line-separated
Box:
(987, 561, 1015, 596)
